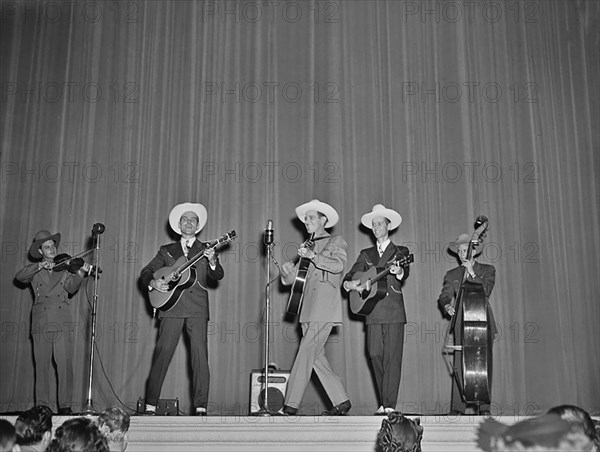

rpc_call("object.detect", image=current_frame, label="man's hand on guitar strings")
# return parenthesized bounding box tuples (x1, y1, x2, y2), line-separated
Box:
(204, 248, 218, 266)
(281, 261, 296, 279)
(298, 246, 316, 260)
(343, 280, 361, 292)
(151, 278, 170, 293)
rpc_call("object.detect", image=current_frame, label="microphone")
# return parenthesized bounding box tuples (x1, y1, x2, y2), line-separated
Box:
(474, 215, 488, 229)
(91, 223, 105, 236)
(264, 219, 274, 245)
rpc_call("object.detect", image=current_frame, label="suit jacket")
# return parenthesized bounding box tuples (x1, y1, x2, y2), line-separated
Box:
(140, 240, 224, 319)
(344, 241, 411, 325)
(15, 263, 84, 330)
(282, 234, 347, 324)
(437, 261, 497, 337)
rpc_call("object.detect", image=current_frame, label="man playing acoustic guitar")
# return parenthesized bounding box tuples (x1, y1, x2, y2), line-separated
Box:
(280, 199, 351, 416)
(343, 205, 411, 415)
(140, 202, 224, 416)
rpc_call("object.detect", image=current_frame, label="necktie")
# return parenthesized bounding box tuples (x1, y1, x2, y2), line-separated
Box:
(185, 240, 191, 258)
(378, 244, 384, 257)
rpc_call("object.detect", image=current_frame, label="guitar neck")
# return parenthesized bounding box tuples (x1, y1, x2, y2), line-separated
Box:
(367, 254, 412, 285)
(177, 249, 208, 273)
(369, 267, 393, 285)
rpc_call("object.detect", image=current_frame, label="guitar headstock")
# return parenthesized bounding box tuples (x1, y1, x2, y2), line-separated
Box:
(207, 230, 237, 248)
(395, 253, 414, 266)
(305, 232, 316, 249)
(220, 230, 237, 243)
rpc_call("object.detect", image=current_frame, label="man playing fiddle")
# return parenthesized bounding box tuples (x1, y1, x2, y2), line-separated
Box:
(15, 230, 92, 415)
(437, 233, 496, 415)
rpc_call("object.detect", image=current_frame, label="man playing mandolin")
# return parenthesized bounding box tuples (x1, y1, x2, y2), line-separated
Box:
(343, 205, 411, 415)
(280, 199, 351, 416)
(140, 202, 224, 416)
(438, 231, 496, 415)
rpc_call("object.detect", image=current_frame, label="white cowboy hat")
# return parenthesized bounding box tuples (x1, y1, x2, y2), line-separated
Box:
(168, 202, 208, 235)
(295, 199, 339, 228)
(361, 204, 402, 230)
(448, 233, 483, 256)
(29, 230, 61, 259)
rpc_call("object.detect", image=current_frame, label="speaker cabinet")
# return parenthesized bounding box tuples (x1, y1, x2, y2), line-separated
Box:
(249, 369, 290, 414)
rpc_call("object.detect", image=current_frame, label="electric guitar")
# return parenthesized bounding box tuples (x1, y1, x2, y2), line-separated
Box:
(149, 230, 236, 311)
(286, 233, 315, 317)
(348, 253, 414, 316)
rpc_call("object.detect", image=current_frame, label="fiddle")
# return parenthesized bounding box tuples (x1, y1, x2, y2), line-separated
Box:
(53, 253, 86, 273)
(52, 250, 102, 275)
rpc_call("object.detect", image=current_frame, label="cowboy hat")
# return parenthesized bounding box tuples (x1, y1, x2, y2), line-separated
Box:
(295, 199, 339, 228)
(168, 202, 208, 235)
(448, 233, 483, 256)
(361, 204, 402, 230)
(29, 230, 61, 259)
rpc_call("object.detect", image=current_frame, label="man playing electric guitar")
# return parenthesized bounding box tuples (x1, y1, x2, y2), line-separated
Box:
(140, 202, 224, 416)
(343, 205, 411, 415)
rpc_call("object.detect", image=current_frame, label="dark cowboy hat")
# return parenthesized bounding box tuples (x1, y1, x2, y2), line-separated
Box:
(29, 230, 61, 259)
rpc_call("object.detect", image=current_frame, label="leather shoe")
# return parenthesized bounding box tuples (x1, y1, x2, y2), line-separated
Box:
(322, 400, 351, 416)
(283, 405, 298, 416)
(57, 407, 73, 416)
(142, 410, 156, 416)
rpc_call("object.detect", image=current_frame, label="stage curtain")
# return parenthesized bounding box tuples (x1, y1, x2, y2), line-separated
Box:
(0, 0, 598, 416)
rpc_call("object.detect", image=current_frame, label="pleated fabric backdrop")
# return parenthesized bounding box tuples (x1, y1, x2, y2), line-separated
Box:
(0, 0, 598, 415)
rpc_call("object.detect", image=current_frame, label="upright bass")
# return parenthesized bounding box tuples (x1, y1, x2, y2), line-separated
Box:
(443, 216, 492, 410)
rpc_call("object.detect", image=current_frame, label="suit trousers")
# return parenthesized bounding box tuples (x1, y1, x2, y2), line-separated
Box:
(32, 321, 74, 410)
(285, 321, 348, 410)
(366, 322, 404, 409)
(145, 317, 209, 409)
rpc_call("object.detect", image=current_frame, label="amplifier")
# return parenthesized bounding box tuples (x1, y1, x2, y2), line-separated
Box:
(249, 369, 290, 415)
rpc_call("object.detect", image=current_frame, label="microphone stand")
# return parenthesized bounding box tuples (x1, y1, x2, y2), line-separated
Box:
(81, 231, 101, 415)
(253, 234, 279, 416)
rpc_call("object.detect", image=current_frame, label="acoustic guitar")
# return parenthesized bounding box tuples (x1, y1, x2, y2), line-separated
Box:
(349, 253, 414, 316)
(149, 230, 236, 311)
(285, 233, 315, 317)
